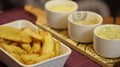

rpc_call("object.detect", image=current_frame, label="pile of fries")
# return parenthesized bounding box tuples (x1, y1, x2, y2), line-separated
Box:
(0, 26, 60, 65)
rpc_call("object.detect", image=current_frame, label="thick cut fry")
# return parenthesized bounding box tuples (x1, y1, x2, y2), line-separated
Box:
(0, 26, 21, 41)
(21, 54, 39, 65)
(32, 41, 41, 54)
(10, 53, 22, 62)
(41, 32, 55, 55)
(0, 26, 32, 43)
(55, 40, 61, 56)
(37, 30, 45, 43)
(20, 31, 32, 43)
(22, 28, 43, 40)
(0, 44, 27, 55)
(0, 26, 61, 65)
(21, 43, 32, 54)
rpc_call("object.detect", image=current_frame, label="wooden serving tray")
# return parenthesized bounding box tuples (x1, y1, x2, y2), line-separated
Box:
(36, 21, 120, 67)
(24, 5, 120, 67)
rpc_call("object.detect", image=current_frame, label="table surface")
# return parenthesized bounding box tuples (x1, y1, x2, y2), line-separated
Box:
(0, 7, 102, 67)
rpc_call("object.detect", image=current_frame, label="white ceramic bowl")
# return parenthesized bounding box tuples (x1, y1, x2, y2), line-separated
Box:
(0, 20, 72, 67)
(68, 11, 103, 43)
(45, 0, 78, 29)
(93, 24, 120, 58)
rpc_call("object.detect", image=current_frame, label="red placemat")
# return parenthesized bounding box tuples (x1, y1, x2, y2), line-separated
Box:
(0, 8, 101, 67)
(0, 7, 36, 24)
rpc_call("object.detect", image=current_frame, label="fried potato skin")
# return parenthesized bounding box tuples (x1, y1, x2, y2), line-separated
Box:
(0, 26, 61, 65)
(21, 43, 32, 54)
(0, 26, 32, 43)
(55, 40, 61, 56)
(0, 26, 21, 41)
(1, 44, 27, 55)
(21, 54, 40, 65)
(22, 28, 43, 41)
(32, 41, 41, 54)
(41, 32, 55, 55)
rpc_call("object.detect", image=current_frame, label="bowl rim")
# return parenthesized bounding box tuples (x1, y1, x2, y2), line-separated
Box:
(45, 0, 78, 13)
(68, 11, 103, 27)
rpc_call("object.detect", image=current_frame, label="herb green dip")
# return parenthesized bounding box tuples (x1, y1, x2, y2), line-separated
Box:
(96, 26, 120, 40)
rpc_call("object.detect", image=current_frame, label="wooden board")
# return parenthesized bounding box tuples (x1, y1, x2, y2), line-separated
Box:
(36, 21, 120, 67)
(24, 5, 120, 67)
(103, 17, 114, 24)
(115, 17, 120, 25)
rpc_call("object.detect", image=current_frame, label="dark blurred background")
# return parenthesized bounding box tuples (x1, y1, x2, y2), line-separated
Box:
(0, 0, 120, 17)
(104, 0, 120, 17)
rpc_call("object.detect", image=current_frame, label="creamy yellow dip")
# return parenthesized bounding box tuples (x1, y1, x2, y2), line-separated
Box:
(74, 14, 99, 25)
(96, 26, 120, 40)
(48, 4, 75, 12)
(75, 18, 98, 25)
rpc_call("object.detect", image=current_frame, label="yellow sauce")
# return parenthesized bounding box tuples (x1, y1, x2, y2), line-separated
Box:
(75, 18, 98, 25)
(48, 4, 75, 12)
(74, 15, 99, 25)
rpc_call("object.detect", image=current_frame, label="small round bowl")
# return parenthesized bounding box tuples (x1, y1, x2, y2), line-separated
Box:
(45, 0, 78, 29)
(68, 11, 103, 43)
(93, 24, 120, 58)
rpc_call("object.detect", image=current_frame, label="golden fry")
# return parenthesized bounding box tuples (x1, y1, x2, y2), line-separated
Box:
(0, 26, 61, 65)
(0, 26, 31, 43)
(22, 28, 43, 41)
(0, 26, 21, 41)
(55, 40, 61, 56)
(10, 53, 22, 62)
(20, 31, 32, 43)
(21, 43, 32, 54)
(0, 44, 27, 55)
(37, 29, 45, 43)
(41, 32, 55, 55)
(32, 41, 41, 54)
(21, 54, 39, 65)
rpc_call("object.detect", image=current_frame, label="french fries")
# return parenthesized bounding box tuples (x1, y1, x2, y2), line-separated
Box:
(41, 32, 55, 55)
(0, 26, 61, 65)
(32, 41, 41, 54)
(0, 44, 27, 55)
(55, 40, 61, 56)
(22, 28, 43, 41)
(21, 43, 32, 54)
(0, 26, 32, 43)
(21, 54, 40, 64)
